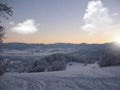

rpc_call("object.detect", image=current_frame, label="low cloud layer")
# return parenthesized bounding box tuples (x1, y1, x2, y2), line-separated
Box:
(11, 19, 39, 35)
(81, 0, 119, 35)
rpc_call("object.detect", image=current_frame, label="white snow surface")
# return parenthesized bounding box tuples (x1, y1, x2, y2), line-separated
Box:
(0, 62, 120, 90)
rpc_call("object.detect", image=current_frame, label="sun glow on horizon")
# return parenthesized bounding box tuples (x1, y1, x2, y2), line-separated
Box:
(115, 37, 120, 45)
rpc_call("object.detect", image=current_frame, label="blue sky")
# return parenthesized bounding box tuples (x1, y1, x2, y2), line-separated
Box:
(8, 0, 120, 23)
(2, 0, 120, 43)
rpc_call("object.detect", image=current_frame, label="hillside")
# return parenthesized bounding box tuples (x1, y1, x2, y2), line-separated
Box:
(3, 42, 120, 73)
(0, 63, 120, 90)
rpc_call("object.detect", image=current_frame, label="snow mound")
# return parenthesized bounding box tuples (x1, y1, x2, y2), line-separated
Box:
(66, 62, 99, 71)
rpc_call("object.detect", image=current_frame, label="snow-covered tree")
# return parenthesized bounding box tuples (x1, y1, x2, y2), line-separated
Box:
(99, 49, 120, 67)
(0, 3, 12, 75)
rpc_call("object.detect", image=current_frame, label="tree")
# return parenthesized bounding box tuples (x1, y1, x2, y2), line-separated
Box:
(98, 49, 120, 67)
(0, 3, 12, 75)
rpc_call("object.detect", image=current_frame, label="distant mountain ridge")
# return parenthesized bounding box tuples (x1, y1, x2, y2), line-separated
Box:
(3, 42, 113, 50)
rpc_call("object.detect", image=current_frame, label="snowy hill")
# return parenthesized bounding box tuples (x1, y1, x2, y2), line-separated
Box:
(2, 42, 120, 73)
(0, 63, 120, 90)
(1, 42, 120, 90)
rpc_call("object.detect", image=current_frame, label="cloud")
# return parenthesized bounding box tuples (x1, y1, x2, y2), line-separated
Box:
(9, 21, 15, 26)
(11, 19, 39, 35)
(81, 0, 119, 35)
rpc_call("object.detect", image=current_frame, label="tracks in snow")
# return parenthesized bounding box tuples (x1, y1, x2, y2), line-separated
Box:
(1, 74, 120, 90)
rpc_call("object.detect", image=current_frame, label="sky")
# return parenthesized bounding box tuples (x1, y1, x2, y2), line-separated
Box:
(1, 0, 120, 44)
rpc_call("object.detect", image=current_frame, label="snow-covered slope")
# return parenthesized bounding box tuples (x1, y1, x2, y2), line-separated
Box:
(0, 63, 120, 90)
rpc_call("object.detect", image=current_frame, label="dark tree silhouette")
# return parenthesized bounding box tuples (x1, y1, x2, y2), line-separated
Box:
(0, 3, 12, 75)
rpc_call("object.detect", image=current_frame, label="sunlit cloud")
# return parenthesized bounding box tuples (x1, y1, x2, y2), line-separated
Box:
(11, 19, 40, 35)
(81, 0, 119, 35)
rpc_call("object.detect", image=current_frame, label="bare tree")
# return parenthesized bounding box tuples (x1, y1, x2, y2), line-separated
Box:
(0, 3, 12, 75)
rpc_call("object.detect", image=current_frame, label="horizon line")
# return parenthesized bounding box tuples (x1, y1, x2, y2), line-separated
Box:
(3, 41, 114, 45)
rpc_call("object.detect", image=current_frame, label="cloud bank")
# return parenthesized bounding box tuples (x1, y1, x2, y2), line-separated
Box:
(11, 19, 39, 35)
(81, 0, 119, 35)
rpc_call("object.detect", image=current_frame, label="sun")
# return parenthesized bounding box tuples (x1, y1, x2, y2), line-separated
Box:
(115, 37, 120, 44)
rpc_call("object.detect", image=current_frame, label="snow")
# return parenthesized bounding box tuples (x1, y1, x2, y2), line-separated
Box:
(0, 63, 120, 90)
